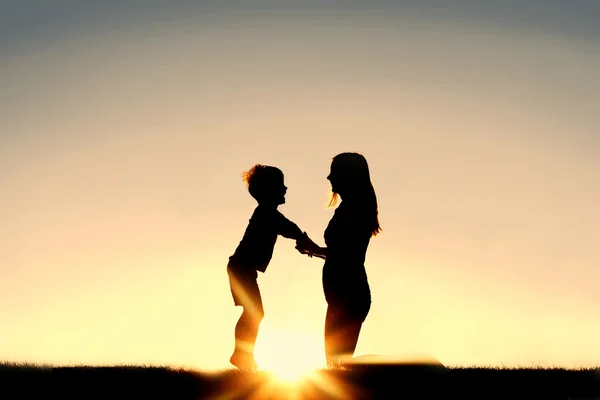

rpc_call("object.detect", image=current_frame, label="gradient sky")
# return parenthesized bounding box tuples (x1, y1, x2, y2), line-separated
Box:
(1, 1, 599, 370)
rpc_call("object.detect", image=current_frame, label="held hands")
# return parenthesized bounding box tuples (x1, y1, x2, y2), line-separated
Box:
(295, 232, 322, 259)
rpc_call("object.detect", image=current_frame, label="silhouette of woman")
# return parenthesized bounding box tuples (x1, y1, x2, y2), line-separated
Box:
(295, 152, 381, 366)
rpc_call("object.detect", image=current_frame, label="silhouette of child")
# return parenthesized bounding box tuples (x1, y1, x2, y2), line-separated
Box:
(227, 164, 309, 370)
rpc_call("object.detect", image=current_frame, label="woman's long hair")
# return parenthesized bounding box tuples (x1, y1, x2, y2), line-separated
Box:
(328, 152, 381, 237)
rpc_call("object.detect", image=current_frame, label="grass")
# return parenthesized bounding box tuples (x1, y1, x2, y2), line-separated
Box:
(1, 361, 599, 399)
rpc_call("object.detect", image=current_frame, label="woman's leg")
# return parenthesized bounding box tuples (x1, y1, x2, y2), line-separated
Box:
(324, 299, 371, 366)
(324, 304, 360, 366)
(324, 303, 342, 366)
(337, 320, 363, 359)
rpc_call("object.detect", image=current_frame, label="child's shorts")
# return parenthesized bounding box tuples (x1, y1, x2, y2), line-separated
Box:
(227, 262, 263, 312)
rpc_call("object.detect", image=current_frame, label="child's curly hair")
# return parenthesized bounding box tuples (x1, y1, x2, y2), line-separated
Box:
(242, 164, 282, 201)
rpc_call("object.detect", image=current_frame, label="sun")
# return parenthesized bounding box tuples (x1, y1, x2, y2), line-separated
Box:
(254, 325, 326, 383)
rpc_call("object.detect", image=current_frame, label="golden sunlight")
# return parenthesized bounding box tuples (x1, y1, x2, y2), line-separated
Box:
(255, 325, 326, 383)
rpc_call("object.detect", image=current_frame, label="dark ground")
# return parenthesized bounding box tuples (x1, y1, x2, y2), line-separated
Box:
(1, 361, 599, 399)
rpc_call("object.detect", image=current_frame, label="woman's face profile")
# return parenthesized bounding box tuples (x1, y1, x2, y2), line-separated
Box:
(327, 162, 342, 194)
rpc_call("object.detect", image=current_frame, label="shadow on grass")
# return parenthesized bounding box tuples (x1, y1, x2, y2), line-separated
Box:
(1, 361, 599, 399)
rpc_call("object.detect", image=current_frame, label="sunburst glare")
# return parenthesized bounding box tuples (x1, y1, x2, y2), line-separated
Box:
(255, 326, 326, 383)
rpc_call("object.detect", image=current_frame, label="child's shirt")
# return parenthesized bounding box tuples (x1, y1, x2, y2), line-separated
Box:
(229, 204, 302, 273)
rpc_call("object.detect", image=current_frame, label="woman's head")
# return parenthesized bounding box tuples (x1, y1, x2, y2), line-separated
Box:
(327, 152, 381, 237)
(327, 153, 371, 196)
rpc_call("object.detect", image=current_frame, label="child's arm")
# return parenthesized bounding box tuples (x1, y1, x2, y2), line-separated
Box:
(276, 212, 326, 258)
(275, 212, 304, 241)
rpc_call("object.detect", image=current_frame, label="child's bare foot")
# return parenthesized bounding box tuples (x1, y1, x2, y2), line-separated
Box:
(230, 352, 258, 371)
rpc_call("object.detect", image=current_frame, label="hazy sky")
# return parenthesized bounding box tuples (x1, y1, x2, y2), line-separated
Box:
(1, 1, 599, 370)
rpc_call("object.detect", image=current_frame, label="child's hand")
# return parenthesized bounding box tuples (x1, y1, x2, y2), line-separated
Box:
(296, 232, 318, 257)
(295, 233, 309, 254)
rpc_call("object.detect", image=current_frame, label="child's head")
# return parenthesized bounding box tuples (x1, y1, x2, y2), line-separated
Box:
(242, 164, 287, 205)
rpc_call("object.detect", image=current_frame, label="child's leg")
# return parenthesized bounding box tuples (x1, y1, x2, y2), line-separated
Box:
(228, 267, 264, 368)
(233, 301, 264, 359)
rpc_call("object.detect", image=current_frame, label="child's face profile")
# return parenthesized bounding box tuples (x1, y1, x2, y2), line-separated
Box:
(271, 173, 287, 205)
(260, 170, 287, 206)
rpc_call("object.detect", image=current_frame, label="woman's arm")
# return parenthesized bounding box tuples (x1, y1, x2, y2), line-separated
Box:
(309, 246, 327, 259)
